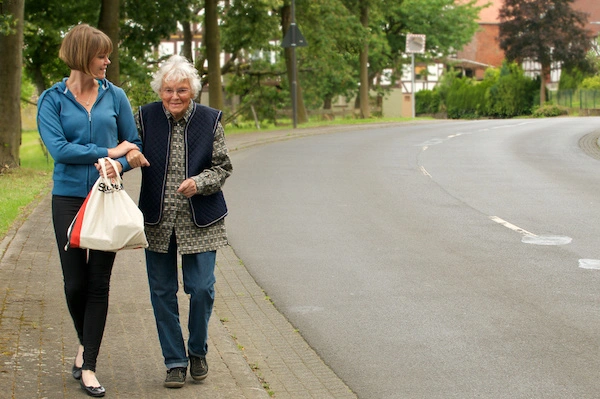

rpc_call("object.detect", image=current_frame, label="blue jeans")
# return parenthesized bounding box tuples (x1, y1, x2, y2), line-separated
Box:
(145, 233, 216, 369)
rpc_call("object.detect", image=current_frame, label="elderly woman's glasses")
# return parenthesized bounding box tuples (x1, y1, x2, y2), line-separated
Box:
(162, 88, 191, 97)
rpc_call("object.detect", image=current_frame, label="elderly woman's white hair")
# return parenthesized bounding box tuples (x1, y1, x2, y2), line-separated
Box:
(151, 55, 202, 98)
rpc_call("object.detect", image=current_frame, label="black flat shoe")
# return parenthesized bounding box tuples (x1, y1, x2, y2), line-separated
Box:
(79, 378, 105, 397)
(72, 364, 82, 380)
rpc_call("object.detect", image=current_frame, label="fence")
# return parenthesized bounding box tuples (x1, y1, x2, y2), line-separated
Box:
(549, 89, 600, 111)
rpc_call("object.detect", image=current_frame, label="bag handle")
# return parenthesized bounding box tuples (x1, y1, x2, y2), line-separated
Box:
(98, 157, 123, 187)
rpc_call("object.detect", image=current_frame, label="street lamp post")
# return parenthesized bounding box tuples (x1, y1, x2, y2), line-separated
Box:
(290, 0, 297, 128)
(281, 0, 307, 129)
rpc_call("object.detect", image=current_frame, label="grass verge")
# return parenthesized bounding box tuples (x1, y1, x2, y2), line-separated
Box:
(0, 130, 53, 239)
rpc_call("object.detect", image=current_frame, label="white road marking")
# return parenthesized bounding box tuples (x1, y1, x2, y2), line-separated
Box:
(579, 259, 600, 270)
(521, 235, 572, 245)
(490, 216, 572, 246)
(489, 216, 537, 236)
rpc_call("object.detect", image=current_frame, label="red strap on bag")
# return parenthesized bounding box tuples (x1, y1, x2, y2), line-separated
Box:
(67, 191, 93, 249)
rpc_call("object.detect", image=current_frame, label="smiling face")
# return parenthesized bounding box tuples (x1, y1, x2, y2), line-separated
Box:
(89, 53, 111, 79)
(160, 79, 192, 120)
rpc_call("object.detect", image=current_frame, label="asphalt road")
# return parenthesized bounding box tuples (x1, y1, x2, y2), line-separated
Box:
(224, 117, 600, 398)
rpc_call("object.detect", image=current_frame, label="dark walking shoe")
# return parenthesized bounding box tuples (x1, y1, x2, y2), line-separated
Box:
(79, 378, 105, 397)
(72, 364, 82, 380)
(189, 355, 208, 381)
(164, 367, 187, 388)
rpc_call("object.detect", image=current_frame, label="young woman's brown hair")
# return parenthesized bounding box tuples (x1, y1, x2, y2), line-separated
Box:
(59, 24, 113, 75)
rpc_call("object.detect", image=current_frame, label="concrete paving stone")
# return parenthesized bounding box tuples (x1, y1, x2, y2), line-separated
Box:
(0, 125, 378, 398)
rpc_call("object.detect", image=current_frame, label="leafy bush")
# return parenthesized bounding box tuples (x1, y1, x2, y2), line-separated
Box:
(532, 104, 568, 117)
(580, 76, 600, 90)
(415, 89, 441, 114)
(435, 62, 537, 119)
(486, 62, 537, 118)
(559, 67, 585, 90)
(435, 67, 460, 110)
(446, 76, 491, 119)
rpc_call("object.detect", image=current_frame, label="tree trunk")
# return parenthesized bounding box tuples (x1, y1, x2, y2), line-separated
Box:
(540, 62, 550, 105)
(32, 66, 46, 98)
(181, 21, 193, 62)
(98, 0, 120, 85)
(205, 0, 223, 110)
(0, 0, 24, 170)
(195, 22, 207, 104)
(281, 3, 308, 124)
(358, 0, 370, 119)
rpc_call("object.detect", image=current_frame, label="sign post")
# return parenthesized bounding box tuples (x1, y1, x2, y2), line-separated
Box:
(405, 34, 426, 118)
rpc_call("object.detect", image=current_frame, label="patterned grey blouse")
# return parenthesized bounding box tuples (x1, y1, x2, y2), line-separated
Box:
(136, 102, 232, 254)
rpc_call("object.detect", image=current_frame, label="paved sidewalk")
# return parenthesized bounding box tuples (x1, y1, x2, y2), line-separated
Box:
(0, 124, 384, 399)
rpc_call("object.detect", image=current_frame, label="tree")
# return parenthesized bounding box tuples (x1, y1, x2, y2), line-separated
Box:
(23, 0, 189, 95)
(0, 0, 24, 169)
(374, 0, 482, 97)
(498, 0, 593, 104)
(341, 0, 372, 118)
(220, 0, 364, 124)
(340, 0, 482, 118)
(23, 1, 99, 94)
(205, 0, 223, 109)
(98, 0, 120, 85)
(294, 0, 364, 111)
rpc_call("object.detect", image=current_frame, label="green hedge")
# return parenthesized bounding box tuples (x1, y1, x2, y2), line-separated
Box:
(416, 62, 538, 119)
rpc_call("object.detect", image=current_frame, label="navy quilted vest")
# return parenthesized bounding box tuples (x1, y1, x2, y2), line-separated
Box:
(138, 102, 228, 227)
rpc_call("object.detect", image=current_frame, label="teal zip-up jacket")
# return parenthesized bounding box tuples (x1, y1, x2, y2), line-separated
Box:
(37, 78, 142, 198)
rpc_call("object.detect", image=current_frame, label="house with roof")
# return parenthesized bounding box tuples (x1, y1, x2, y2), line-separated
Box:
(452, 0, 600, 87)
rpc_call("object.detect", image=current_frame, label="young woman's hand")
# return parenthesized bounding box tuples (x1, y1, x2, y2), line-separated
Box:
(95, 159, 122, 178)
(107, 141, 139, 158)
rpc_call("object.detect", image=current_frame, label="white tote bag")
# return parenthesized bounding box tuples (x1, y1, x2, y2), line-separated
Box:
(66, 157, 148, 252)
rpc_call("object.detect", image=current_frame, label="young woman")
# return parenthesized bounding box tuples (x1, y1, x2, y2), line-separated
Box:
(37, 23, 146, 397)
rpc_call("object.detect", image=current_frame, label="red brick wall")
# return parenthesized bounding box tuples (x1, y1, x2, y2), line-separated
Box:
(475, 24, 503, 67)
(455, 24, 504, 68)
(455, 0, 599, 73)
(573, 0, 600, 35)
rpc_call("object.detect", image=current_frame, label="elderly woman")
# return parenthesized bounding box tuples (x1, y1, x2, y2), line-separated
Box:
(128, 55, 232, 388)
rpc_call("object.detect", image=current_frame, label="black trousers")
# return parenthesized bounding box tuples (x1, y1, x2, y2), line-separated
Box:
(52, 195, 116, 372)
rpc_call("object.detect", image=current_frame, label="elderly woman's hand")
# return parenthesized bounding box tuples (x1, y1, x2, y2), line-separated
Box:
(126, 149, 150, 168)
(177, 178, 198, 198)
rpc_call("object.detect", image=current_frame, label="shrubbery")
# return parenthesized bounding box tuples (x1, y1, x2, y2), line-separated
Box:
(486, 62, 538, 118)
(580, 76, 600, 90)
(416, 62, 538, 119)
(415, 89, 441, 114)
(532, 104, 569, 118)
